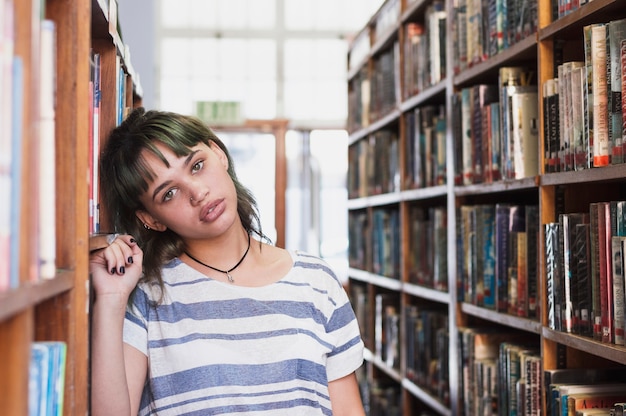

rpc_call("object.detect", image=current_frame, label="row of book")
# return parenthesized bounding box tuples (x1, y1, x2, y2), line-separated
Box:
(89, 47, 130, 234)
(351, 287, 451, 410)
(0, 0, 20, 291)
(405, 305, 449, 406)
(347, 68, 369, 133)
(545, 367, 626, 416)
(457, 203, 540, 319)
(348, 129, 400, 199)
(29, 341, 67, 416)
(372, 208, 401, 279)
(543, 19, 626, 172)
(451, 0, 538, 75)
(373, 0, 400, 42)
(451, 66, 539, 185)
(403, 105, 446, 190)
(370, 43, 400, 124)
(545, 200, 626, 345)
(402, 0, 447, 99)
(458, 327, 541, 416)
(375, 293, 400, 370)
(0, 12, 57, 292)
(552, 0, 589, 20)
(407, 205, 448, 291)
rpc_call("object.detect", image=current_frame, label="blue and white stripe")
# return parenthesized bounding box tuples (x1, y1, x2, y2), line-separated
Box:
(124, 251, 364, 415)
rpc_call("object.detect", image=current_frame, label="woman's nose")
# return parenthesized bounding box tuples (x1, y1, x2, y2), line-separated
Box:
(188, 183, 208, 205)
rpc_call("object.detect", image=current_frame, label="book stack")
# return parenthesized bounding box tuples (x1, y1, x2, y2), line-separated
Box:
(545, 200, 626, 345)
(29, 341, 67, 416)
(542, 18, 626, 171)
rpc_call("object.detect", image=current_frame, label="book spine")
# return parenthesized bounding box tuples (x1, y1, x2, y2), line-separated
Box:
(0, 0, 14, 291)
(589, 203, 602, 340)
(546, 222, 559, 330)
(9, 57, 22, 290)
(461, 88, 474, 185)
(621, 39, 626, 160)
(496, 204, 511, 312)
(613, 236, 625, 345)
(526, 205, 539, 319)
(583, 26, 594, 169)
(511, 89, 539, 178)
(39, 20, 56, 280)
(591, 23, 609, 167)
(571, 65, 587, 170)
(609, 19, 626, 164)
(599, 202, 614, 343)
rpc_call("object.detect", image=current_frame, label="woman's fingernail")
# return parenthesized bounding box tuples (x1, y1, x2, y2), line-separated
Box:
(110, 267, 116, 274)
(128, 257, 134, 263)
(119, 266, 125, 274)
(130, 238, 136, 243)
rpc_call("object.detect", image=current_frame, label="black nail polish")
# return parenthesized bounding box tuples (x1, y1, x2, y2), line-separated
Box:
(128, 257, 134, 263)
(110, 267, 116, 274)
(130, 238, 136, 243)
(120, 266, 125, 274)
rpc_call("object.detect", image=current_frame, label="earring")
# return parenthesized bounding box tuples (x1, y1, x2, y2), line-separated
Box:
(143, 223, 151, 230)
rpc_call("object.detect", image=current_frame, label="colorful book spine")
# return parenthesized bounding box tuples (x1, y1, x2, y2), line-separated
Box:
(612, 236, 626, 345)
(609, 19, 626, 164)
(591, 23, 609, 167)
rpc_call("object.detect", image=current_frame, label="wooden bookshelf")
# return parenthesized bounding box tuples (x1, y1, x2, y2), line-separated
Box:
(0, 0, 141, 414)
(347, 0, 626, 415)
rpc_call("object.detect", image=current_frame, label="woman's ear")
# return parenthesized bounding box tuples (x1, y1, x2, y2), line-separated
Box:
(135, 210, 167, 232)
(209, 142, 229, 170)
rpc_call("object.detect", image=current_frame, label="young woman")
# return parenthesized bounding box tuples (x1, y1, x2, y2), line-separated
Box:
(89, 108, 365, 416)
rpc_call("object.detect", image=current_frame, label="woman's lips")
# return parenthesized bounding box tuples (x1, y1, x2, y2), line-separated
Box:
(200, 198, 225, 222)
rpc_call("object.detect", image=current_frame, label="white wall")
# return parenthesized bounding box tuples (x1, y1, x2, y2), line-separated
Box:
(118, 0, 156, 109)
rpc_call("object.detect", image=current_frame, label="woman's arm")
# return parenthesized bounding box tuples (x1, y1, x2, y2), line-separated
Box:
(90, 235, 146, 416)
(328, 372, 366, 416)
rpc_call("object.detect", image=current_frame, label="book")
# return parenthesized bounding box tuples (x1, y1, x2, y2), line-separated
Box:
(472, 84, 499, 183)
(29, 341, 67, 416)
(545, 368, 626, 416)
(567, 392, 626, 416)
(546, 222, 561, 330)
(0, 0, 15, 290)
(90, 51, 101, 234)
(461, 87, 474, 185)
(583, 25, 594, 170)
(612, 236, 626, 345)
(576, 409, 612, 416)
(573, 223, 592, 336)
(597, 202, 614, 343)
(560, 213, 590, 333)
(9, 57, 23, 290)
(591, 23, 609, 167)
(510, 88, 539, 178)
(544, 78, 560, 172)
(480, 205, 497, 309)
(609, 19, 626, 164)
(498, 67, 535, 179)
(571, 65, 587, 170)
(524, 205, 539, 319)
(38, 19, 56, 280)
(622, 40, 626, 159)
(558, 384, 626, 416)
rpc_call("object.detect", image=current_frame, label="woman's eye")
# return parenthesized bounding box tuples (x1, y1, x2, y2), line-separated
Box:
(192, 160, 204, 173)
(163, 188, 178, 202)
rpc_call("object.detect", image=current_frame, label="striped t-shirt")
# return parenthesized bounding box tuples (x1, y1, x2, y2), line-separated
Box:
(123, 250, 364, 415)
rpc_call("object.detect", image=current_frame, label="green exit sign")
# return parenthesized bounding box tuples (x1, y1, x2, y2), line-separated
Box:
(195, 101, 242, 125)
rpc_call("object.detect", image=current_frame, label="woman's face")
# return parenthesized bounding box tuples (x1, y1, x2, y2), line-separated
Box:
(135, 140, 239, 240)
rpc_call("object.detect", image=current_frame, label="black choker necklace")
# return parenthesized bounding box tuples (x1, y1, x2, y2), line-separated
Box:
(184, 233, 251, 283)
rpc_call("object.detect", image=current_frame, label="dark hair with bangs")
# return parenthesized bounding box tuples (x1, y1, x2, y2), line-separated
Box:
(99, 107, 264, 290)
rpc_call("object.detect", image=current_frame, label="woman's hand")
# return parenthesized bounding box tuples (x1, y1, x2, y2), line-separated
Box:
(89, 234, 143, 302)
